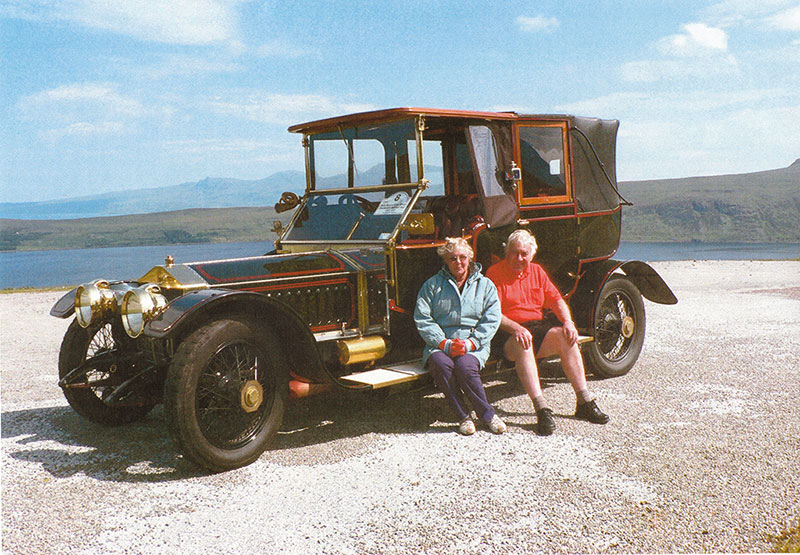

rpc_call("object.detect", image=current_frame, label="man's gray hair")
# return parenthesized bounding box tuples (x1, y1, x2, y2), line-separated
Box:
(437, 237, 474, 260)
(505, 229, 538, 255)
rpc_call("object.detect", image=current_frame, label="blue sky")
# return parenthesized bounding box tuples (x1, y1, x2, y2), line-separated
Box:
(2, 0, 799, 203)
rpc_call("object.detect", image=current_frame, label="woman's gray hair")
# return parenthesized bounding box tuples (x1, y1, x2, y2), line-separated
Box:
(437, 237, 474, 260)
(504, 229, 538, 256)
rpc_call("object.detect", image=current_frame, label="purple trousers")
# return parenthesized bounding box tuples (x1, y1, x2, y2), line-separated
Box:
(427, 351, 495, 423)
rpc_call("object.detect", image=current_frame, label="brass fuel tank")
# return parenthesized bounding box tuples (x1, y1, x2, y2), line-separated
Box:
(337, 336, 387, 365)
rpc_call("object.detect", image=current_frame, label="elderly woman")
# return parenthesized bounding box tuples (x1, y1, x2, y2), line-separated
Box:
(414, 237, 506, 435)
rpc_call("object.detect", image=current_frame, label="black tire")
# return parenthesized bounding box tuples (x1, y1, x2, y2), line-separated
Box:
(58, 319, 157, 426)
(164, 319, 288, 472)
(584, 276, 646, 378)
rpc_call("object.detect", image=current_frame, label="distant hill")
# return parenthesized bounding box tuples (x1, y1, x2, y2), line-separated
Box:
(0, 161, 797, 250)
(0, 171, 306, 220)
(619, 159, 800, 242)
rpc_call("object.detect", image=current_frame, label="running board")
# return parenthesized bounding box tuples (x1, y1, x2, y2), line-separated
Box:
(340, 336, 593, 389)
(340, 361, 428, 389)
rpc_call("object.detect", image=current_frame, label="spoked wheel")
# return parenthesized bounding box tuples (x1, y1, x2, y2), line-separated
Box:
(164, 319, 288, 472)
(584, 276, 646, 378)
(58, 320, 157, 425)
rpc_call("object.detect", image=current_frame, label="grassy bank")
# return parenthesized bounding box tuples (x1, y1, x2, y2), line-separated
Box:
(1, 207, 290, 252)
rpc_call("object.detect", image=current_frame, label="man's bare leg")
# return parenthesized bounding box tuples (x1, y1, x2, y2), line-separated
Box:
(538, 326, 609, 424)
(504, 336, 555, 434)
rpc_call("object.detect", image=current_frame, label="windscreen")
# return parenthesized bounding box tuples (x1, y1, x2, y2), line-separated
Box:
(283, 189, 416, 242)
(309, 119, 418, 188)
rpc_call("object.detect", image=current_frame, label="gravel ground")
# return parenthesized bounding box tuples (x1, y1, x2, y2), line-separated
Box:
(2, 260, 799, 554)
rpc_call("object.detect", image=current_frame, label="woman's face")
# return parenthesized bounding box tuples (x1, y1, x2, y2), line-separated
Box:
(444, 248, 471, 281)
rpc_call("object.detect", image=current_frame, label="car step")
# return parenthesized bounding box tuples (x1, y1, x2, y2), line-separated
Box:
(340, 361, 429, 389)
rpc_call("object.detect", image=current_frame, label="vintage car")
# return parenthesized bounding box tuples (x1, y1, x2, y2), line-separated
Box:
(51, 107, 677, 471)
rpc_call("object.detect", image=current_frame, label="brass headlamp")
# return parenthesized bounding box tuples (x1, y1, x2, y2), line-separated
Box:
(74, 280, 116, 328)
(120, 284, 167, 338)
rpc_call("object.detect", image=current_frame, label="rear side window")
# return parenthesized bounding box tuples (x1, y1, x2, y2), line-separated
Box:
(518, 125, 570, 203)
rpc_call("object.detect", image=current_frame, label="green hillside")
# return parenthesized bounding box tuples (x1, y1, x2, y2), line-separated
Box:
(2, 161, 798, 251)
(619, 160, 799, 242)
(1, 207, 291, 251)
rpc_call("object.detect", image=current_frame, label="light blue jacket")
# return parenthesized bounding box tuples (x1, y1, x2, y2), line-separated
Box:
(414, 263, 502, 367)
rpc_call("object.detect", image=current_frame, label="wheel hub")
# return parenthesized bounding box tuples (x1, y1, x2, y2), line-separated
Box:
(240, 380, 263, 413)
(621, 316, 635, 338)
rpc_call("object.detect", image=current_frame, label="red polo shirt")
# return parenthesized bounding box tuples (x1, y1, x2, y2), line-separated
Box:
(486, 259, 562, 323)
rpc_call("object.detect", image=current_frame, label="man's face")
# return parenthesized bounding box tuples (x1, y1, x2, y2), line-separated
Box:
(506, 241, 533, 274)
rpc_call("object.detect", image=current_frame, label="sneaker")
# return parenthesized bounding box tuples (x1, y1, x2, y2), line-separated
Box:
(458, 417, 476, 436)
(487, 414, 507, 434)
(536, 408, 556, 436)
(575, 399, 610, 424)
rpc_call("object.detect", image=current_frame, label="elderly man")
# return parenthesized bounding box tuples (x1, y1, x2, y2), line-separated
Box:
(486, 229, 609, 435)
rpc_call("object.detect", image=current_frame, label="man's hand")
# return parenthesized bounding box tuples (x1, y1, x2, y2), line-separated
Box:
(563, 320, 578, 345)
(512, 324, 533, 351)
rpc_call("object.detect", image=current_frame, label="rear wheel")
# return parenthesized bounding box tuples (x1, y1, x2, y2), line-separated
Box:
(164, 319, 288, 472)
(58, 320, 157, 426)
(584, 276, 645, 378)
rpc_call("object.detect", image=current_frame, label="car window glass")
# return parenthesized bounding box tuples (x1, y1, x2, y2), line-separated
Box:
(519, 126, 566, 199)
(411, 139, 444, 195)
(309, 119, 417, 188)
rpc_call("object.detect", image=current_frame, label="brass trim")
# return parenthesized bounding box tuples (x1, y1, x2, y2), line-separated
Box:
(337, 336, 387, 365)
(621, 316, 635, 338)
(240, 380, 263, 413)
(402, 213, 435, 235)
(137, 264, 207, 291)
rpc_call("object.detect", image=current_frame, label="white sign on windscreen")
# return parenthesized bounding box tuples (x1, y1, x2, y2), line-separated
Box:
(374, 191, 411, 215)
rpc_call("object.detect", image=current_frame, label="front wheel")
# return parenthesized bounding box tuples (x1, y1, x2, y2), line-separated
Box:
(584, 276, 646, 378)
(58, 320, 157, 426)
(164, 319, 288, 472)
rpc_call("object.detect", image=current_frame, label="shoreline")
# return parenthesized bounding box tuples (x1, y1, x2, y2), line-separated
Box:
(2, 256, 799, 293)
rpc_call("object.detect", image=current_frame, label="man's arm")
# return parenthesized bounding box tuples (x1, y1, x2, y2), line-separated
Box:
(553, 298, 578, 345)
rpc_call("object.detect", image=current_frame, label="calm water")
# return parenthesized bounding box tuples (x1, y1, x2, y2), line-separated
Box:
(1, 241, 798, 289)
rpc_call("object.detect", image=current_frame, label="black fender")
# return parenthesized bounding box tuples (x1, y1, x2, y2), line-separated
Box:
(50, 288, 78, 317)
(145, 288, 333, 385)
(569, 259, 677, 333)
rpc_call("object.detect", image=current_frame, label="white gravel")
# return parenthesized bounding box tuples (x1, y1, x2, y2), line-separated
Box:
(2, 260, 799, 554)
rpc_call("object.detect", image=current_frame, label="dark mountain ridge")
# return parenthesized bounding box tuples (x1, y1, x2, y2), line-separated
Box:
(619, 159, 799, 242)
(1, 160, 797, 249)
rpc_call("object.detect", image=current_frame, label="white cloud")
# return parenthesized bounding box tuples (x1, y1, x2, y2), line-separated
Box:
(515, 15, 559, 33)
(205, 93, 376, 125)
(619, 54, 739, 83)
(620, 21, 736, 83)
(255, 40, 312, 59)
(657, 23, 728, 56)
(4, 0, 239, 45)
(131, 55, 243, 79)
(557, 88, 793, 117)
(164, 138, 273, 154)
(16, 83, 150, 141)
(72, 0, 237, 45)
(556, 90, 800, 179)
(18, 83, 142, 116)
(41, 121, 124, 140)
(702, 0, 797, 27)
(765, 5, 800, 30)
